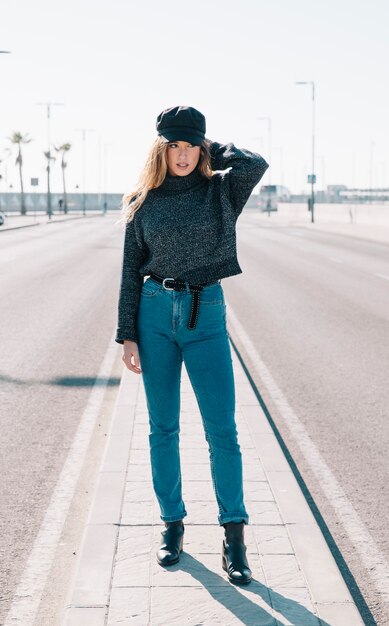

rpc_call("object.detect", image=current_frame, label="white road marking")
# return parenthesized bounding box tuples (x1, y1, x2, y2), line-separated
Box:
(4, 332, 119, 626)
(375, 273, 389, 281)
(328, 256, 343, 263)
(226, 302, 389, 607)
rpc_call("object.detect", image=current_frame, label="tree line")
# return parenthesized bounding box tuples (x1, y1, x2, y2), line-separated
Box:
(1, 132, 71, 214)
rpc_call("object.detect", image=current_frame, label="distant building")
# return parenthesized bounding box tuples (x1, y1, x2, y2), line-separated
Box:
(338, 188, 389, 202)
(327, 185, 348, 202)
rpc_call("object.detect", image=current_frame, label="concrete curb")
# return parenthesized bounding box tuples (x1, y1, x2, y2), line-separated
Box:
(63, 369, 140, 625)
(0, 213, 106, 233)
(63, 341, 365, 625)
(0, 221, 42, 232)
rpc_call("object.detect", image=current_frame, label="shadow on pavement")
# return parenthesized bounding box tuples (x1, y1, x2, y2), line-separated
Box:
(0, 373, 121, 387)
(51, 376, 121, 387)
(162, 553, 331, 626)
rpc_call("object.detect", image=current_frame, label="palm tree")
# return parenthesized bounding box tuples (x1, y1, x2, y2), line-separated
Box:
(8, 132, 32, 215)
(54, 143, 71, 214)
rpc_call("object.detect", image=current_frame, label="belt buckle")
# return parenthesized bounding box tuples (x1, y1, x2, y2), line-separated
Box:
(162, 277, 175, 290)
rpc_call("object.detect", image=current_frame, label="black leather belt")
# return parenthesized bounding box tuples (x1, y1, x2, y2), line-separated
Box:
(149, 272, 219, 330)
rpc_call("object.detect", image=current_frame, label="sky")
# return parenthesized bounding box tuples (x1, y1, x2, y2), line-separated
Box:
(1, 0, 388, 195)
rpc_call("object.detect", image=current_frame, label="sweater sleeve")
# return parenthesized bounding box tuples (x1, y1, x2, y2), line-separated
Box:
(115, 217, 147, 345)
(209, 141, 269, 217)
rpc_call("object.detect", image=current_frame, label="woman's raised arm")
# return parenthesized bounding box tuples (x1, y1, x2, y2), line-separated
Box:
(208, 140, 269, 217)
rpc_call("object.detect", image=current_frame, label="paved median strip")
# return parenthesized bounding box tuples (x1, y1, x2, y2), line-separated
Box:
(63, 314, 365, 626)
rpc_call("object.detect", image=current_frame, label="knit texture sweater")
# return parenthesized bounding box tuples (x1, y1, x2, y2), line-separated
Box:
(115, 141, 269, 344)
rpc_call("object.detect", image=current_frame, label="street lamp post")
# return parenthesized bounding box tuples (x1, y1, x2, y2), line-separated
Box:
(36, 101, 64, 217)
(369, 139, 375, 204)
(295, 81, 316, 223)
(257, 117, 272, 164)
(252, 136, 264, 209)
(257, 116, 272, 214)
(0, 52, 11, 213)
(75, 128, 95, 215)
(103, 142, 113, 214)
(273, 146, 284, 188)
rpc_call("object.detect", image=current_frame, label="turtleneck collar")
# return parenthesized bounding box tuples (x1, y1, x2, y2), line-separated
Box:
(157, 166, 206, 195)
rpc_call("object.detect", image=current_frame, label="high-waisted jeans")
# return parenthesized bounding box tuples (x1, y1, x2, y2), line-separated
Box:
(136, 276, 249, 526)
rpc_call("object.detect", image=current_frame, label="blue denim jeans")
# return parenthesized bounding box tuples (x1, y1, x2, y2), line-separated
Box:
(136, 276, 249, 526)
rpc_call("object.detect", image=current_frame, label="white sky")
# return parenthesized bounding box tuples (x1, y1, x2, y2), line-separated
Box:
(1, 0, 388, 194)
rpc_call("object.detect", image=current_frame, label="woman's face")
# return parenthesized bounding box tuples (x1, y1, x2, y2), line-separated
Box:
(166, 140, 201, 176)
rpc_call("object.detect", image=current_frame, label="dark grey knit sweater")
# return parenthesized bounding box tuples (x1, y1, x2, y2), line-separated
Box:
(115, 141, 269, 344)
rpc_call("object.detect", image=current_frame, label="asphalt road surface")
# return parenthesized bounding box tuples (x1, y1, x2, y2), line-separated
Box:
(1, 212, 388, 625)
(225, 215, 389, 626)
(0, 215, 125, 625)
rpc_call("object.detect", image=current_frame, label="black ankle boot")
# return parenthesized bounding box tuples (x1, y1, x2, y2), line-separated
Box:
(222, 521, 252, 584)
(156, 520, 184, 566)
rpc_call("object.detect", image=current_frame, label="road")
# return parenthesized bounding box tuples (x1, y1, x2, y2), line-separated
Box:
(0, 212, 388, 624)
(225, 215, 389, 626)
(0, 215, 124, 625)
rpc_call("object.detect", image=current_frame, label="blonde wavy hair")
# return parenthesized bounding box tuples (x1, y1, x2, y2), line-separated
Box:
(120, 137, 213, 223)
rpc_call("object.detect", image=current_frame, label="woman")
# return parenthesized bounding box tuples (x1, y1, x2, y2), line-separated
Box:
(116, 105, 269, 585)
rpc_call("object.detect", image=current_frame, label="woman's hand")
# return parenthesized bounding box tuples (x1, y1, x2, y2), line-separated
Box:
(122, 340, 142, 374)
